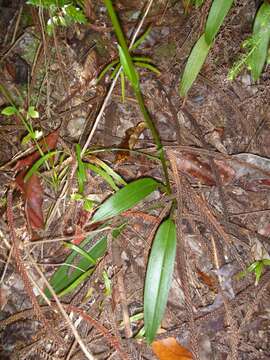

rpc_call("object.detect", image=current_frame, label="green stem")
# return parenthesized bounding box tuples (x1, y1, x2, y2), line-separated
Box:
(135, 89, 171, 193)
(103, 0, 171, 193)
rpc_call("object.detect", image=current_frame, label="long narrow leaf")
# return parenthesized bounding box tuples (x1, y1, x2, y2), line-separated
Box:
(144, 218, 176, 343)
(118, 45, 139, 90)
(130, 26, 152, 51)
(75, 143, 87, 193)
(24, 151, 57, 182)
(205, 0, 234, 44)
(249, 2, 270, 81)
(64, 242, 97, 265)
(85, 163, 119, 191)
(134, 62, 161, 75)
(179, 34, 211, 97)
(92, 178, 159, 223)
(88, 157, 126, 186)
(97, 59, 120, 83)
(46, 235, 107, 297)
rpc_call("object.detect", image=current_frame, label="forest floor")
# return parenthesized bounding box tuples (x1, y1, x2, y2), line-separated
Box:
(1, 0, 270, 359)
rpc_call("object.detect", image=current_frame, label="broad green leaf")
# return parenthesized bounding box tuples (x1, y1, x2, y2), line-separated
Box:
(144, 218, 176, 343)
(24, 151, 57, 182)
(27, 106, 39, 119)
(46, 222, 126, 298)
(118, 45, 139, 90)
(249, 2, 270, 81)
(64, 242, 97, 265)
(57, 267, 95, 297)
(205, 0, 234, 44)
(179, 34, 211, 97)
(1, 106, 17, 116)
(46, 235, 107, 298)
(92, 178, 159, 223)
(85, 163, 119, 191)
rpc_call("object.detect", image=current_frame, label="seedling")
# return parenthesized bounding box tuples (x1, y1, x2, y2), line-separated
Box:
(237, 259, 270, 286)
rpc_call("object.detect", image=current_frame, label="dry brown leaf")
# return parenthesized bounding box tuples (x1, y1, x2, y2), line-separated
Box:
(115, 122, 146, 164)
(152, 337, 193, 360)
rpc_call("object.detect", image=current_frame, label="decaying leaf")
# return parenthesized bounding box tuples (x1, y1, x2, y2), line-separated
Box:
(14, 129, 60, 230)
(152, 337, 193, 360)
(115, 122, 146, 163)
(175, 152, 235, 185)
(16, 171, 44, 229)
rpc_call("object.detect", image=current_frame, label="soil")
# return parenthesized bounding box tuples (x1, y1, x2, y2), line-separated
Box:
(1, 1, 270, 359)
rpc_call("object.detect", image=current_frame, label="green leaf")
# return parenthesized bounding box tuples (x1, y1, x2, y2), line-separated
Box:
(83, 198, 94, 212)
(102, 270, 112, 296)
(249, 2, 270, 81)
(247, 261, 260, 273)
(134, 62, 161, 75)
(85, 163, 119, 191)
(120, 71, 126, 103)
(57, 267, 95, 297)
(97, 59, 120, 83)
(144, 218, 176, 343)
(27, 106, 39, 119)
(130, 26, 152, 51)
(46, 235, 107, 298)
(64, 242, 97, 266)
(262, 258, 270, 266)
(75, 144, 87, 193)
(89, 158, 126, 186)
(24, 151, 57, 182)
(254, 261, 264, 285)
(118, 45, 139, 90)
(179, 34, 211, 97)
(110, 62, 121, 79)
(1, 106, 18, 116)
(92, 178, 159, 223)
(205, 0, 234, 44)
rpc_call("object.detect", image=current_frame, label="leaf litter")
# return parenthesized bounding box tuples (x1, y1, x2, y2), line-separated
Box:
(0, 1, 270, 359)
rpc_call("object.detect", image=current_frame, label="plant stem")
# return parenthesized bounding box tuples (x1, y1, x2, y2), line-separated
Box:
(103, 0, 171, 193)
(135, 89, 171, 193)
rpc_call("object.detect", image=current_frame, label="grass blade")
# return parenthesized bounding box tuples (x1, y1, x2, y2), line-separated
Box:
(144, 218, 176, 343)
(179, 34, 211, 97)
(134, 62, 161, 75)
(118, 45, 139, 90)
(88, 157, 126, 186)
(85, 163, 119, 191)
(249, 2, 270, 81)
(205, 0, 234, 44)
(130, 26, 152, 51)
(97, 59, 120, 83)
(24, 151, 57, 182)
(75, 143, 87, 193)
(92, 178, 159, 223)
